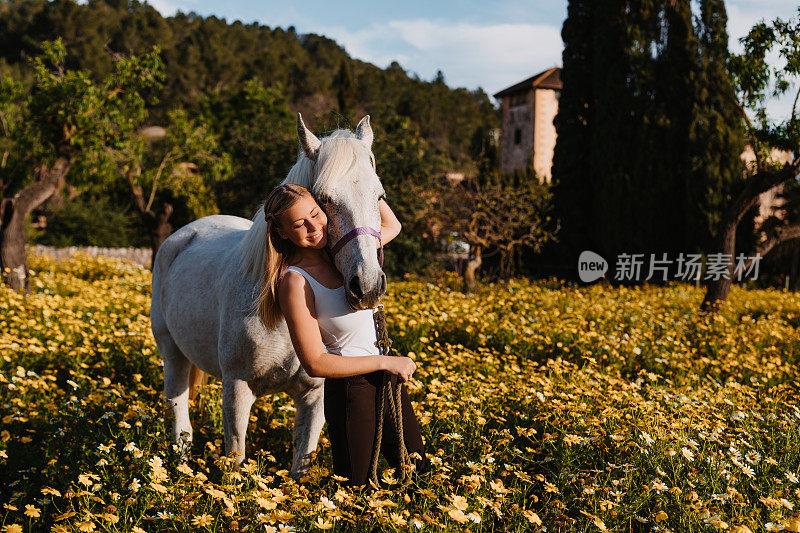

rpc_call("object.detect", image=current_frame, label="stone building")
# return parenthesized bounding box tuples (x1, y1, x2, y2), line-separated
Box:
(741, 144, 793, 232)
(493, 67, 562, 182)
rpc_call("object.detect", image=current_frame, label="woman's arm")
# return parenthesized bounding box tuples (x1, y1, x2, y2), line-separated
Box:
(278, 271, 389, 378)
(378, 198, 401, 247)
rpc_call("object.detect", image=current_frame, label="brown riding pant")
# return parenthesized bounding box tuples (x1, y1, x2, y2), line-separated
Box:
(323, 370, 430, 486)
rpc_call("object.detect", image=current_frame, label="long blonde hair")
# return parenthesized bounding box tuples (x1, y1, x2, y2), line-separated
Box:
(256, 183, 315, 330)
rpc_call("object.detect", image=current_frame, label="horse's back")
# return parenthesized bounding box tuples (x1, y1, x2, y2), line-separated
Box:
(153, 214, 251, 296)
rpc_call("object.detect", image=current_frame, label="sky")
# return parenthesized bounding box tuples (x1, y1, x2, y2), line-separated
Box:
(146, 0, 800, 120)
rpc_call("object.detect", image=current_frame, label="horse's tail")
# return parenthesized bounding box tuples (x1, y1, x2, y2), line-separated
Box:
(188, 364, 208, 402)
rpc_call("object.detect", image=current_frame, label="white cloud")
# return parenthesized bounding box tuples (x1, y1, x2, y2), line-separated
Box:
(140, 2, 797, 119)
(307, 19, 563, 98)
(146, 0, 183, 16)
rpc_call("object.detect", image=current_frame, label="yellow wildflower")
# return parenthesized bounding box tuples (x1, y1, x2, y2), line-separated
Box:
(191, 514, 213, 527)
(77, 521, 95, 532)
(523, 510, 542, 525)
(314, 517, 333, 529)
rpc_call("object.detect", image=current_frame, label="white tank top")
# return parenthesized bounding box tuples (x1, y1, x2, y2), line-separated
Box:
(283, 266, 379, 357)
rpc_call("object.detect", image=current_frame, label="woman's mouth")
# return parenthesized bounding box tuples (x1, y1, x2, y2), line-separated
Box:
(308, 231, 323, 242)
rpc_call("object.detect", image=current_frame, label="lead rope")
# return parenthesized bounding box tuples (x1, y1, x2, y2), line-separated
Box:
(367, 304, 413, 488)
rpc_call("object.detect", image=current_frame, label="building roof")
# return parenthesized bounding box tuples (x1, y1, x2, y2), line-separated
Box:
(493, 67, 562, 98)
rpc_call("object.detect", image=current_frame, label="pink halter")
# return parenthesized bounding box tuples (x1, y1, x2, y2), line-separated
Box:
(328, 226, 384, 268)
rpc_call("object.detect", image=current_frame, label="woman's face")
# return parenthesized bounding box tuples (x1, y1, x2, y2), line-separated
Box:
(276, 194, 328, 249)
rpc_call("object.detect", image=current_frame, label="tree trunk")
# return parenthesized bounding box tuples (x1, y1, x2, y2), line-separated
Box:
(130, 176, 174, 270)
(745, 224, 800, 271)
(700, 162, 798, 313)
(140, 201, 173, 270)
(464, 245, 482, 292)
(789, 241, 800, 292)
(0, 157, 71, 293)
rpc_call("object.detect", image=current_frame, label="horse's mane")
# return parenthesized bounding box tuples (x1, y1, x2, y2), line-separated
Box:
(236, 129, 371, 282)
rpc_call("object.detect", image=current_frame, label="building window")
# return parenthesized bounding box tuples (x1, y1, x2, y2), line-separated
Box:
(510, 92, 527, 107)
(513, 128, 522, 145)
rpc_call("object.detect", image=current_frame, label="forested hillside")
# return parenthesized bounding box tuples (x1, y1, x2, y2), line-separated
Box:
(0, 0, 497, 173)
(0, 0, 500, 274)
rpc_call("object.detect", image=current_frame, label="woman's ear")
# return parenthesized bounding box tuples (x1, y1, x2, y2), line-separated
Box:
(273, 219, 288, 240)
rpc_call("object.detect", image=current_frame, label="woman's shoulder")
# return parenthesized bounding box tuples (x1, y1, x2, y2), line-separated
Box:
(280, 265, 304, 283)
(278, 267, 312, 299)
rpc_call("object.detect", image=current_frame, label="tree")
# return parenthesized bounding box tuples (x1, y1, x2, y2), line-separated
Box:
(112, 108, 232, 265)
(335, 59, 356, 117)
(549, 1, 631, 272)
(685, 0, 745, 254)
(199, 78, 295, 218)
(433, 177, 559, 290)
(701, 9, 800, 312)
(0, 38, 163, 293)
(549, 1, 747, 282)
(369, 111, 449, 277)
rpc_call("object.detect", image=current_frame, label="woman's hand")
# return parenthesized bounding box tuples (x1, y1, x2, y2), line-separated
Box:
(384, 356, 417, 382)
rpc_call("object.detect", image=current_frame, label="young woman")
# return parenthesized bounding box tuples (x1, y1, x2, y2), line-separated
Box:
(255, 183, 431, 487)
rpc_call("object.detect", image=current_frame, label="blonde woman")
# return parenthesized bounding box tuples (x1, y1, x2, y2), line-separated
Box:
(256, 183, 431, 487)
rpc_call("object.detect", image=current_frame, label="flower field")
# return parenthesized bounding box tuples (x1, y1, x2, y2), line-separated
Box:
(2, 252, 800, 532)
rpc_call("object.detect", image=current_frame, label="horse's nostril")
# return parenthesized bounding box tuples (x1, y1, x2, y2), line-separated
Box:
(348, 276, 363, 300)
(379, 273, 387, 294)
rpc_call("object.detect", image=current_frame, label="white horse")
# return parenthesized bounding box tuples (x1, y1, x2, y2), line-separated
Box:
(150, 114, 387, 477)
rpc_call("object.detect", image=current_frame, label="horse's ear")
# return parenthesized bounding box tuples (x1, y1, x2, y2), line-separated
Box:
(355, 115, 373, 149)
(297, 113, 322, 161)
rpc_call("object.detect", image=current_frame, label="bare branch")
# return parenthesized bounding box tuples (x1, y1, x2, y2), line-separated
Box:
(146, 147, 176, 213)
(745, 223, 800, 271)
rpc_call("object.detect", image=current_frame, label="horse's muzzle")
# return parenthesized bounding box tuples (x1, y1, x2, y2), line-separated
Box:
(345, 271, 387, 310)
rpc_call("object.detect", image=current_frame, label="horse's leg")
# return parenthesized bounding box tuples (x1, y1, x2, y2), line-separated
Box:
(157, 333, 194, 461)
(222, 378, 257, 468)
(289, 385, 326, 480)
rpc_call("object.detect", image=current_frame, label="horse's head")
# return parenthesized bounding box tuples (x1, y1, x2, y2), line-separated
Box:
(296, 113, 387, 310)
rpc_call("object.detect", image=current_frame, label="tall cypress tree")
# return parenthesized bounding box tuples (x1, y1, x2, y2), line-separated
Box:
(688, 0, 745, 253)
(550, 0, 744, 281)
(647, 0, 697, 258)
(550, 0, 657, 274)
(590, 1, 645, 262)
(549, 0, 599, 272)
